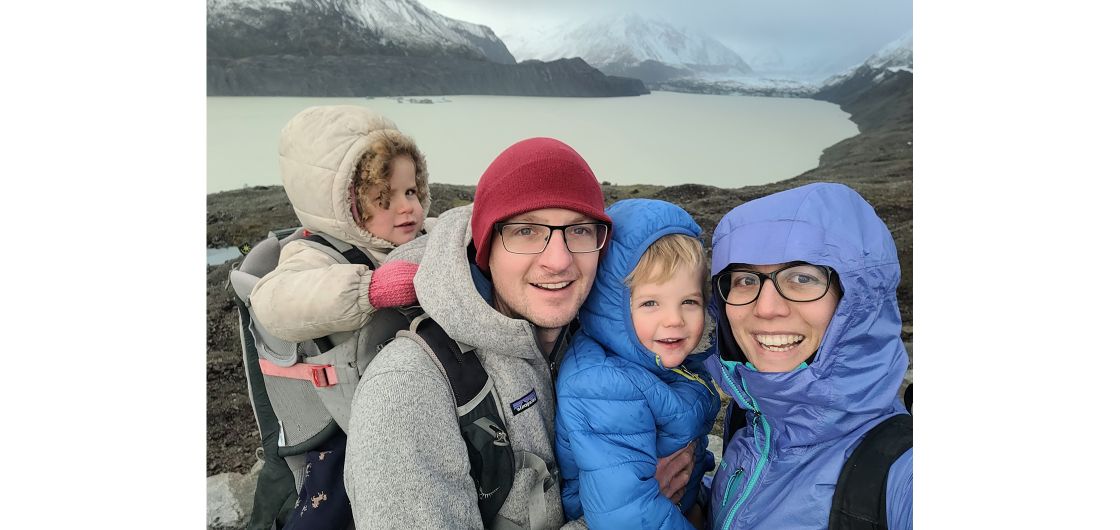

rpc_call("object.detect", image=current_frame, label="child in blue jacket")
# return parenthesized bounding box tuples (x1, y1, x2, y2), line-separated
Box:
(555, 198, 721, 529)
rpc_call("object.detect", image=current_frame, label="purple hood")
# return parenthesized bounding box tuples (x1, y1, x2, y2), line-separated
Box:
(704, 183, 911, 529)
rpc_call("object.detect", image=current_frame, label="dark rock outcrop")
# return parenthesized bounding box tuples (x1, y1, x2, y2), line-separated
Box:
(208, 55, 648, 97)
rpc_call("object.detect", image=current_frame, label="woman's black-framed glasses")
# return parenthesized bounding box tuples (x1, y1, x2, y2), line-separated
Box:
(716, 262, 836, 306)
(494, 222, 610, 254)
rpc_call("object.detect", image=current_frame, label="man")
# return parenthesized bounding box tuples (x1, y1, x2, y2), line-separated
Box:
(344, 138, 694, 529)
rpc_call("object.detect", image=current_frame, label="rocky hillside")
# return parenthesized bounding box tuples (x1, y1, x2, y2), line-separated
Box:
(816, 66, 913, 134)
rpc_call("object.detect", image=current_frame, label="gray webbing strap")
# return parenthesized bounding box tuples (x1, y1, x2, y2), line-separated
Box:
(491, 514, 525, 530)
(516, 450, 555, 530)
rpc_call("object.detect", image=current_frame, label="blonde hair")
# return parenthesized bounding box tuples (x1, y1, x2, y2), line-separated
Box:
(352, 130, 430, 221)
(625, 234, 710, 303)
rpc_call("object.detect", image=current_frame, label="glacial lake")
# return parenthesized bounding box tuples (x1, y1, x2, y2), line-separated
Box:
(207, 91, 857, 194)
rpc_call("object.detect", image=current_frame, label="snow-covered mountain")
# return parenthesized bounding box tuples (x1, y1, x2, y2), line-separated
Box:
(864, 31, 913, 72)
(208, 0, 515, 63)
(503, 13, 751, 83)
(818, 31, 913, 91)
(207, 0, 650, 97)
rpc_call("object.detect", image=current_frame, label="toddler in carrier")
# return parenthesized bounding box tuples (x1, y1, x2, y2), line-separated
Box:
(249, 105, 432, 528)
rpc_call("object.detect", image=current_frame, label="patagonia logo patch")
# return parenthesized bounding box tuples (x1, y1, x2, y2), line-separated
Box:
(510, 389, 538, 415)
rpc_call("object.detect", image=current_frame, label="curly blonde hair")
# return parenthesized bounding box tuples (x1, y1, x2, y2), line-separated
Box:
(352, 129, 429, 222)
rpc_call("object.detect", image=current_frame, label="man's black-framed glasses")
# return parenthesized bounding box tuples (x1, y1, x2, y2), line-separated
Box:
(715, 262, 836, 306)
(494, 222, 609, 254)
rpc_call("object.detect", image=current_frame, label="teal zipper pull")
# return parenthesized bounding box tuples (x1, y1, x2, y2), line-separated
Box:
(721, 467, 744, 507)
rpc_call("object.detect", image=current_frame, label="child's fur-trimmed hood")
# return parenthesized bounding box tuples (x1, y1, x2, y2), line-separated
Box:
(278, 105, 432, 252)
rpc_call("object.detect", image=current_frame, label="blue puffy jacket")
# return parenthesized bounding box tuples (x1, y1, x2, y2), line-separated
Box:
(705, 183, 912, 529)
(555, 199, 721, 529)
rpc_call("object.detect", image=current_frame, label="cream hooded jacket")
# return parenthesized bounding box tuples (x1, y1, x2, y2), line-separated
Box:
(249, 105, 433, 343)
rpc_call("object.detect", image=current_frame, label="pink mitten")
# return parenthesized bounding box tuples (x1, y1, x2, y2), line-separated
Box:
(368, 261, 420, 308)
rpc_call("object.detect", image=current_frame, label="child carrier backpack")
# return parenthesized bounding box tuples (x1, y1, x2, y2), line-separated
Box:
(228, 228, 514, 529)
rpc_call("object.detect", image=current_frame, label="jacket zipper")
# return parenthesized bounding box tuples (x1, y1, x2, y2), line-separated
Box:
(716, 362, 772, 530)
(671, 365, 716, 396)
(547, 322, 573, 382)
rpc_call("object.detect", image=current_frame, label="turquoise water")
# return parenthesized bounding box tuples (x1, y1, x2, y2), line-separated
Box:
(207, 91, 857, 194)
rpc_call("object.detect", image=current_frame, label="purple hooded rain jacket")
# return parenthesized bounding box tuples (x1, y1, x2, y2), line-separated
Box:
(704, 183, 912, 530)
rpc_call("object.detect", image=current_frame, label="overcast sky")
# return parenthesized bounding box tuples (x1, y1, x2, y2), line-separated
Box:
(421, 0, 912, 76)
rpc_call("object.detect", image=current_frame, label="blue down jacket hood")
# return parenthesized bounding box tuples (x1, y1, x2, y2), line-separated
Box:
(579, 198, 714, 373)
(704, 183, 910, 529)
(555, 199, 720, 529)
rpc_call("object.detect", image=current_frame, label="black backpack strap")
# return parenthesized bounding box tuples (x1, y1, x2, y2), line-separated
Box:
(302, 232, 377, 270)
(412, 317, 515, 526)
(829, 414, 913, 530)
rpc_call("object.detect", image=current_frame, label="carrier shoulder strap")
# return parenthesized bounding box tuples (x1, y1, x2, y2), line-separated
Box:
(302, 231, 376, 270)
(828, 413, 913, 530)
(407, 315, 515, 527)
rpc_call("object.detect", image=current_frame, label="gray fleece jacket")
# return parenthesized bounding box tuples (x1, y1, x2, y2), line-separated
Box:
(344, 204, 585, 530)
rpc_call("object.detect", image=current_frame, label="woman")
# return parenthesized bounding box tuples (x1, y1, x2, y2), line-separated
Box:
(704, 182, 912, 529)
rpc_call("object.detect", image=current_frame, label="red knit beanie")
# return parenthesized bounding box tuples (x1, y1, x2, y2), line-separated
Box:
(471, 137, 611, 272)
